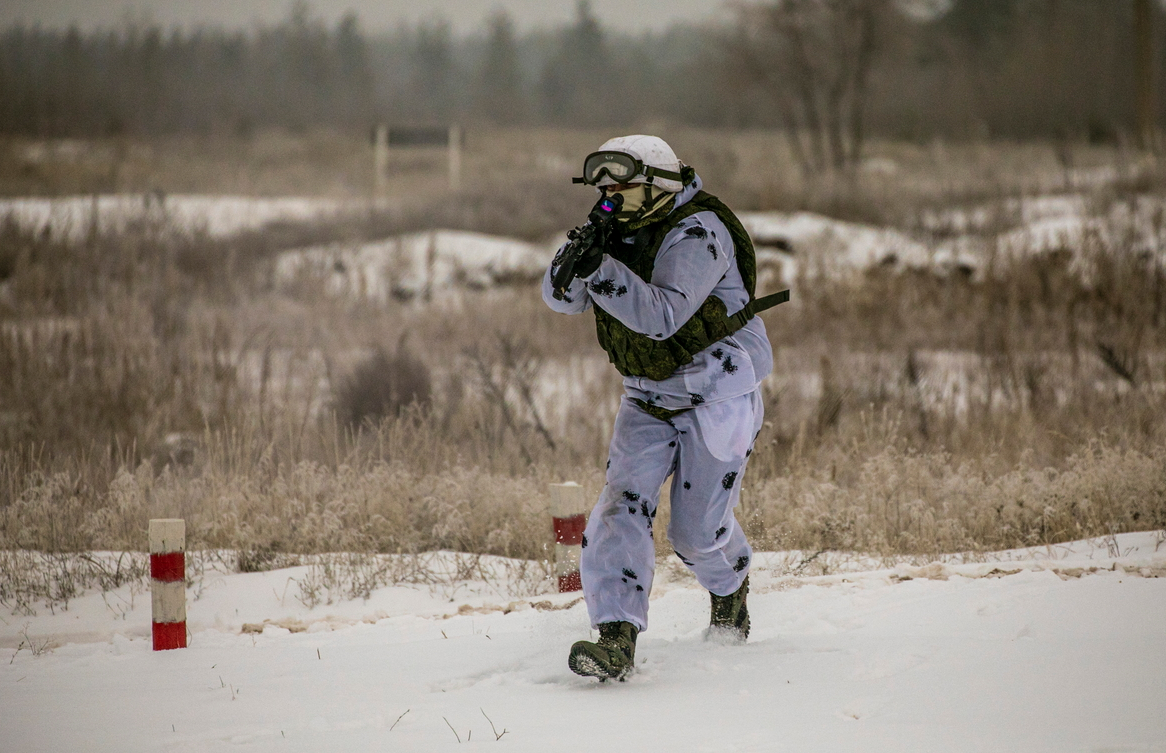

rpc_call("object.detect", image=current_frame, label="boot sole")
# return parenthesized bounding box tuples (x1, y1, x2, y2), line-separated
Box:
(568, 646, 632, 681)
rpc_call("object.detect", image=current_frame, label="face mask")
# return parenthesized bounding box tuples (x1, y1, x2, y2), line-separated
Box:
(607, 184, 672, 224)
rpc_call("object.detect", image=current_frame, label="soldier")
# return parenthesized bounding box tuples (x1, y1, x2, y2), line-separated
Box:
(543, 134, 786, 680)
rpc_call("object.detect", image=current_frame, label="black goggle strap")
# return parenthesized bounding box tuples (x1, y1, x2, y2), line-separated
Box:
(639, 165, 683, 184)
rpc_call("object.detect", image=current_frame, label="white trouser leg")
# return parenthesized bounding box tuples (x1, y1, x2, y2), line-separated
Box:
(668, 389, 762, 597)
(580, 396, 675, 632)
(580, 390, 762, 632)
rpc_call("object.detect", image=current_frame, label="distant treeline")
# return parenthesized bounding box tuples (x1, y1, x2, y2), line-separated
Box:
(0, 0, 1161, 142)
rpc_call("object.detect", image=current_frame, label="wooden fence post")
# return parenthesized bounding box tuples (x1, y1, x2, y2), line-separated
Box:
(373, 123, 389, 200)
(448, 124, 462, 191)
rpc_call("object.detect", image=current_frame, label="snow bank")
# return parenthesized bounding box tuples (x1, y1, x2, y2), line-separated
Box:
(3, 533, 1164, 752)
(275, 211, 954, 303)
(274, 230, 550, 301)
(741, 193, 1166, 287)
(4, 191, 1163, 297)
(739, 210, 986, 284)
(925, 194, 1166, 269)
(0, 194, 351, 239)
(740, 211, 934, 271)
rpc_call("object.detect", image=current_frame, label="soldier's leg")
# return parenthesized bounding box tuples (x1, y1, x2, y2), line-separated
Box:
(667, 390, 763, 597)
(579, 396, 678, 632)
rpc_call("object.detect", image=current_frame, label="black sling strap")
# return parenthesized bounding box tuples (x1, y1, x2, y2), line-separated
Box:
(727, 289, 791, 330)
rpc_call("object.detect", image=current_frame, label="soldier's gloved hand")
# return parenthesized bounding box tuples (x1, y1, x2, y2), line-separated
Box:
(571, 245, 604, 280)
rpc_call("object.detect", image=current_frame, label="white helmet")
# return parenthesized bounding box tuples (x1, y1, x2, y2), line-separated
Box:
(574, 134, 686, 193)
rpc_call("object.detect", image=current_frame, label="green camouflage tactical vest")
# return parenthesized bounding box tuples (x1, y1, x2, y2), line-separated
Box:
(594, 190, 788, 381)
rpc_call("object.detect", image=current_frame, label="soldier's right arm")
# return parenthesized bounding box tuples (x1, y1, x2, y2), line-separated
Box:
(542, 245, 594, 314)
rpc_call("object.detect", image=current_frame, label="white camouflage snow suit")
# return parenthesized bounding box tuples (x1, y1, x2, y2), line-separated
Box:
(542, 173, 773, 632)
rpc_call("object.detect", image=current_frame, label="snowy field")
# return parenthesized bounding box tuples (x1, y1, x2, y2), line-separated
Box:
(5, 192, 1164, 302)
(274, 193, 1166, 301)
(3, 532, 1164, 752)
(0, 194, 353, 239)
(274, 229, 551, 301)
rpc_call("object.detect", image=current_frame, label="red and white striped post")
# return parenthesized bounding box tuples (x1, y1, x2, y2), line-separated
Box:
(149, 519, 187, 650)
(550, 483, 588, 593)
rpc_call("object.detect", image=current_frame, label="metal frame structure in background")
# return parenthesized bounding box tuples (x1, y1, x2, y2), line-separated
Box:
(372, 124, 464, 198)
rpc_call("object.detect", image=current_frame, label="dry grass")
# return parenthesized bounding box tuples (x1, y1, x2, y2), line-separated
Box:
(2, 133, 1165, 613)
(0, 550, 148, 617)
(743, 435, 1166, 557)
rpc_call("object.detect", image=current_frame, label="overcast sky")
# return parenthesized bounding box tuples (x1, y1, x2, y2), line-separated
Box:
(0, 0, 731, 36)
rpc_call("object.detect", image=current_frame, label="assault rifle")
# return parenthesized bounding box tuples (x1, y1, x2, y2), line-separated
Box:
(551, 192, 624, 298)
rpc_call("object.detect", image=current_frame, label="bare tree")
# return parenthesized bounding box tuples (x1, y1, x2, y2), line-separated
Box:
(729, 0, 891, 177)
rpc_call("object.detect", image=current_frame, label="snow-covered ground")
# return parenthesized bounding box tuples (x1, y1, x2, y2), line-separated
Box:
(274, 230, 549, 301)
(0, 194, 352, 239)
(742, 193, 1166, 286)
(270, 214, 935, 303)
(740, 211, 939, 272)
(3, 532, 1164, 752)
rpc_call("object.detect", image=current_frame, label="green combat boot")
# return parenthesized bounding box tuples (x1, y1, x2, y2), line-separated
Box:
(569, 621, 638, 681)
(708, 575, 750, 643)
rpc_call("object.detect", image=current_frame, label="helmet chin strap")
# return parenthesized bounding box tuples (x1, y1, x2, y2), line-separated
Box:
(612, 183, 672, 224)
(635, 184, 657, 219)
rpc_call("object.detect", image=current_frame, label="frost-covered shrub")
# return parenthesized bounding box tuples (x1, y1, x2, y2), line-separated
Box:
(332, 346, 431, 429)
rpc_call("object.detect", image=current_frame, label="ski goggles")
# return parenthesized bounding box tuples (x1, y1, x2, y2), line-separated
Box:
(573, 151, 683, 186)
